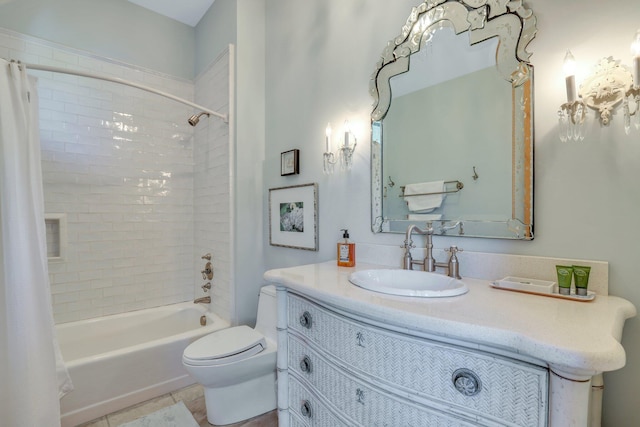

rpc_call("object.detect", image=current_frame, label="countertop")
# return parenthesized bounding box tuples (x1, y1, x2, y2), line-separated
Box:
(264, 261, 636, 376)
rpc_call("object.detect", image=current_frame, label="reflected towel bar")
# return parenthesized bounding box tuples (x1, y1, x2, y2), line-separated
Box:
(400, 180, 464, 198)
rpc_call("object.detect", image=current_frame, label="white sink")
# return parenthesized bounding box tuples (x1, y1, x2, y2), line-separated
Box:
(348, 269, 469, 298)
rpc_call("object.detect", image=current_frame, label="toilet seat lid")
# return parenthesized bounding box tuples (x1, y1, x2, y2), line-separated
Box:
(183, 325, 266, 364)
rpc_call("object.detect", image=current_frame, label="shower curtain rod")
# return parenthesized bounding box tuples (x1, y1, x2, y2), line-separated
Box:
(20, 62, 229, 123)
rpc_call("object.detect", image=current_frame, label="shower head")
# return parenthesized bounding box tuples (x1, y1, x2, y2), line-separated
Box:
(188, 112, 210, 127)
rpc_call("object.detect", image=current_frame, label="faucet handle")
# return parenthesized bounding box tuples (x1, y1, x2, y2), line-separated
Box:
(400, 239, 415, 249)
(445, 245, 463, 255)
(445, 246, 462, 279)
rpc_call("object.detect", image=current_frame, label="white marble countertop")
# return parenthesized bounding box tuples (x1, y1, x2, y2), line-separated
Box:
(264, 261, 636, 377)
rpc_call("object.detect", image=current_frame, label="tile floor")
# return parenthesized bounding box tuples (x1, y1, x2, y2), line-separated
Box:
(78, 384, 277, 427)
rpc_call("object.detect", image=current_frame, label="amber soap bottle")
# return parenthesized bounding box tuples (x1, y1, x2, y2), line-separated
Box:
(337, 229, 356, 267)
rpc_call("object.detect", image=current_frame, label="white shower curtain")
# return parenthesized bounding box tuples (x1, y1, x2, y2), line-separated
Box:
(0, 59, 72, 426)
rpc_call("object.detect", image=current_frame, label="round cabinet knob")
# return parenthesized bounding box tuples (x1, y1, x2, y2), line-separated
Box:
(300, 400, 313, 418)
(299, 311, 313, 329)
(299, 356, 312, 374)
(452, 368, 482, 397)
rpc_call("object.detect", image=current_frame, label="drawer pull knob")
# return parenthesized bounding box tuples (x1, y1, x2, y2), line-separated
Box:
(300, 356, 312, 373)
(356, 388, 365, 405)
(452, 368, 482, 397)
(356, 331, 365, 347)
(299, 311, 313, 329)
(300, 400, 313, 418)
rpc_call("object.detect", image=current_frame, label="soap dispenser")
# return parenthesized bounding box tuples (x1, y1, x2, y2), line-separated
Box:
(337, 229, 356, 267)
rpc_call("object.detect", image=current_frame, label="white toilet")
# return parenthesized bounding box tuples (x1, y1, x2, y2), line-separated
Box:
(182, 285, 277, 426)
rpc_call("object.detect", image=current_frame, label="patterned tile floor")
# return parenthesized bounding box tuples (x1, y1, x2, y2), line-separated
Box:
(78, 384, 278, 427)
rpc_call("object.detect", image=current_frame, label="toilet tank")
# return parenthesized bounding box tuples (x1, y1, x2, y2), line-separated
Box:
(254, 285, 277, 342)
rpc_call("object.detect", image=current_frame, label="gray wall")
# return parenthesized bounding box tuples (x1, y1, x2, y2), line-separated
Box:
(0, 0, 195, 79)
(234, 0, 266, 326)
(195, 0, 237, 77)
(263, 1, 640, 425)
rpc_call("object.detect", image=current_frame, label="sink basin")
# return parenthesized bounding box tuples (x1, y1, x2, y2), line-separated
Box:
(348, 269, 469, 298)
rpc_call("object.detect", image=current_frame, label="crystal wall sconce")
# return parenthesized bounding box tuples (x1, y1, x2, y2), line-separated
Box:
(323, 120, 358, 174)
(558, 30, 640, 141)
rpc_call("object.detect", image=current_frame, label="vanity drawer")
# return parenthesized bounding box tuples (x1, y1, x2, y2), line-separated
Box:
(288, 413, 309, 427)
(289, 336, 478, 427)
(288, 375, 348, 427)
(288, 294, 549, 427)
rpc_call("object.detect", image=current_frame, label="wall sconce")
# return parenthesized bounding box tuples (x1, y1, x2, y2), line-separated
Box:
(558, 30, 640, 141)
(323, 120, 358, 174)
(624, 30, 640, 134)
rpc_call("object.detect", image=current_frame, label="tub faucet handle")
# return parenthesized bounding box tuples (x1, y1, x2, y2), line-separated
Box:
(201, 261, 213, 280)
(201, 253, 211, 260)
(202, 282, 211, 292)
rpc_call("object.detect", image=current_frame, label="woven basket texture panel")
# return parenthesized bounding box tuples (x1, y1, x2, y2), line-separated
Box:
(288, 295, 548, 427)
(289, 376, 348, 426)
(289, 337, 480, 427)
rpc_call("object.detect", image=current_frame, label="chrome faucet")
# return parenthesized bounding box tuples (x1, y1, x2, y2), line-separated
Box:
(402, 222, 463, 279)
(194, 296, 211, 304)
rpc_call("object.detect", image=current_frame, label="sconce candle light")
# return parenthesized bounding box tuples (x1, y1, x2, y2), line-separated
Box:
(632, 30, 640, 85)
(323, 120, 358, 174)
(624, 30, 640, 134)
(323, 123, 335, 174)
(559, 30, 640, 141)
(564, 50, 577, 103)
(558, 50, 586, 141)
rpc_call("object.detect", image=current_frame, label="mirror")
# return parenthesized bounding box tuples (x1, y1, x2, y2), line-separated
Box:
(370, 0, 537, 239)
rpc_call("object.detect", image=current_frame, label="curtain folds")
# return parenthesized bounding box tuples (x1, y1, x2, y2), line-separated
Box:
(0, 59, 72, 426)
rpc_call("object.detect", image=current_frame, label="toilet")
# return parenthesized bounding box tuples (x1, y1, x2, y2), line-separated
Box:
(182, 285, 278, 426)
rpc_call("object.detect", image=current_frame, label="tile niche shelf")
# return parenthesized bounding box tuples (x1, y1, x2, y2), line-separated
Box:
(45, 213, 67, 261)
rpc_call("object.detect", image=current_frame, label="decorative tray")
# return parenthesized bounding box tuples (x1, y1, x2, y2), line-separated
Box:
(491, 276, 595, 302)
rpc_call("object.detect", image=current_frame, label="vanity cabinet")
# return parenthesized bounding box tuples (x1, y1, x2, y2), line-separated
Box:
(280, 292, 548, 427)
(267, 261, 635, 427)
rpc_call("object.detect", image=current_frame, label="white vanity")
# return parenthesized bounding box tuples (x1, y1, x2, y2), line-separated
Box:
(265, 261, 635, 427)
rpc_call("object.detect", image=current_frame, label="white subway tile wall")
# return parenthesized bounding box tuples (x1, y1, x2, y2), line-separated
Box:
(194, 51, 232, 322)
(1, 29, 231, 323)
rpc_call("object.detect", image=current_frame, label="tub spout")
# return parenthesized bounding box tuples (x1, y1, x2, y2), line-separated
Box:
(194, 296, 211, 304)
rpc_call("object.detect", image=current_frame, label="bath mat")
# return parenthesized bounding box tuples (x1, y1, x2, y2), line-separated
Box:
(118, 401, 199, 427)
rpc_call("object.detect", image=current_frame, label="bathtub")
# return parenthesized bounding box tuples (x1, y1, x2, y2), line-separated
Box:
(57, 302, 229, 427)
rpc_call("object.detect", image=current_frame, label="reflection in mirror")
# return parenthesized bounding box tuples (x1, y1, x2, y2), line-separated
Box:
(370, 0, 537, 239)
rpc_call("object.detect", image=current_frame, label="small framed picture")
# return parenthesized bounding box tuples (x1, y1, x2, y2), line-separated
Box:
(269, 183, 318, 251)
(280, 149, 300, 176)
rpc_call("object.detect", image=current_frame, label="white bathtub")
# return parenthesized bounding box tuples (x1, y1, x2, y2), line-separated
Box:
(57, 302, 229, 427)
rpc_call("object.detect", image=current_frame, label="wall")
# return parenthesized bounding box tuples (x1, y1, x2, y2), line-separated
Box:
(193, 48, 233, 322)
(195, 0, 237, 76)
(0, 0, 195, 79)
(0, 27, 234, 324)
(234, 0, 266, 326)
(0, 29, 196, 322)
(0, 0, 258, 327)
(262, 1, 640, 425)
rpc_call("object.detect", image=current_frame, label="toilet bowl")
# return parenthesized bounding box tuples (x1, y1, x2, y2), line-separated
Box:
(182, 285, 277, 426)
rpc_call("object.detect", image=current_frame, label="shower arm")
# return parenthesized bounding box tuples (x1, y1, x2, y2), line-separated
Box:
(20, 62, 229, 124)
